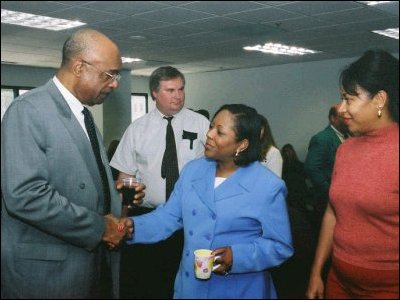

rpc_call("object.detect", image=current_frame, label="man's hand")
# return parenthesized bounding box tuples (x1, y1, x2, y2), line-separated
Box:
(115, 180, 146, 207)
(118, 217, 134, 240)
(102, 214, 134, 250)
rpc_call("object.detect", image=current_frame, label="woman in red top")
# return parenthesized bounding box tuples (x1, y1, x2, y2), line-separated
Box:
(306, 50, 399, 299)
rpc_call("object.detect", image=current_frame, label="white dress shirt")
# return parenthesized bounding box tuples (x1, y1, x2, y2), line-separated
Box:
(331, 124, 346, 143)
(260, 146, 283, 178)
(53, 76, 89, 140)
(111, 107, 210, 208)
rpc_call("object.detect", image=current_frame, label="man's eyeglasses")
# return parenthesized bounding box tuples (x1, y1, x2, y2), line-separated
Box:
(81, 59, 121, 83)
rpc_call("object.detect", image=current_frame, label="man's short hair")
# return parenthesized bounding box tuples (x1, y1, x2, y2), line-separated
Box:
(149, 66, 185, 100)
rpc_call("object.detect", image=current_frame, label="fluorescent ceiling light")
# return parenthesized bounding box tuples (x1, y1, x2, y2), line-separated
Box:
(1, 9, 85, 31)
(359, 1, 393, 5)
(122, 57, 143, 63)
(372, 27, 399, 39)
(244, 43, 320, 56)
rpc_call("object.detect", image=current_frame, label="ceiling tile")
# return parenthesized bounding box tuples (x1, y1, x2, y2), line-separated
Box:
(1, 1, 70, 14)
(133, 7, 213, 24)
(278, 1, 363, 16)
(95, 16, 169, 32)
(183, 16, 251, 32)
(316, 7, 395, 24)
(264, 16, 332, 31)
(48, 7, 122, 24)
(181, 1, 265, 16)
(227, 7, 303, 23)
(80, 1, 170, 16)
(1, 1, 398, 76)
(371, 1, 399, 16)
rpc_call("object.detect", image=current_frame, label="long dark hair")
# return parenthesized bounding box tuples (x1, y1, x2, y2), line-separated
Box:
(259, 114, 277, 158)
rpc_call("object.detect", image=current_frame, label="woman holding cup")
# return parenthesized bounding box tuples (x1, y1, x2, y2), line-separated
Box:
(122, 104, 293, 298)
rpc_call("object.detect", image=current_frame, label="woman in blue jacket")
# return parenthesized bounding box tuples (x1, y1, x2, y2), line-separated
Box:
(125, 104, 293, 299)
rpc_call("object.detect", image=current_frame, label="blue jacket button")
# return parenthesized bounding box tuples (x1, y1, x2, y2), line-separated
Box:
(79, 183, 85, 189)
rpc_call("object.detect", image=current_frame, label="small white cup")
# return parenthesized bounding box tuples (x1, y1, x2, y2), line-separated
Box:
(194, 249, 220, 280)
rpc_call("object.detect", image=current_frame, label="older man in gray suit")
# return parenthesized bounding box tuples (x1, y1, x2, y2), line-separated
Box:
(1, 29, 142, 298)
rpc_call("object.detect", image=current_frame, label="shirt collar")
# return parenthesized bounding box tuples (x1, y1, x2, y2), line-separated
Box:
(155, 107, 185, 120)
(53, 76, 85, 114)
(330, 124, 346, 142)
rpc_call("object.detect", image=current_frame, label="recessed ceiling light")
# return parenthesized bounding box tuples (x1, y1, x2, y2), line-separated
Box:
(1, 9, 85, 31)
(122, 57, 143, 63)
(372, 27, 399, 39)
(244, 43, 320, 56)
(129, 35, 146, 40)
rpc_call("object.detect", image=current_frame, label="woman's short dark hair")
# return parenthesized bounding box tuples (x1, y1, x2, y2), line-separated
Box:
(213, 104, 262, 166)
(149, 66, 185, 100)
(340, 49, 399, 123)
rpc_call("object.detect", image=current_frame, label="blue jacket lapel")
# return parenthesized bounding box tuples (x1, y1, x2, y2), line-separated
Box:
(191, 161, 260, 212)
(191, 159, 216, 214)
(214, 163, 257, 201)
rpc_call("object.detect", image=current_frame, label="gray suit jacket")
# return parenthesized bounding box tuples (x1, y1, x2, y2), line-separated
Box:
(1, 80, 121, 298)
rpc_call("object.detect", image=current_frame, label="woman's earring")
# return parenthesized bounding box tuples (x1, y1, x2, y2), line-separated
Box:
(235, 150, 240, 157)
(378, 106, 383, 118)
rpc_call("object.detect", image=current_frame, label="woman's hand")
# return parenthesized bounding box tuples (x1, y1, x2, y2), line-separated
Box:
(305, 274, 324, 299)
(212, 246, 233, 276)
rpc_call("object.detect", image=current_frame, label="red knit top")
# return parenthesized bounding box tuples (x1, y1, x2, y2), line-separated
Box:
(330, 123, 399, 270)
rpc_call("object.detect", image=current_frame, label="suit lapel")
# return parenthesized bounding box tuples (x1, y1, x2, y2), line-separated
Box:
(47, 81, 103, 189)
(326, 126, 342, 149)
(191, 161, 259, 213)
(191, 159, 216, 214)
(214, 164, 256, 201)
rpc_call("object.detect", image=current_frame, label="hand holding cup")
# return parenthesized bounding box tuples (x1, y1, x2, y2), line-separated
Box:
(117, 176, 143, 208)
(194, 249, 221, 280)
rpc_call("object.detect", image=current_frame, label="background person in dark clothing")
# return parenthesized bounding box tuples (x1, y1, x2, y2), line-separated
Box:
(304, 105, 349, 235)
(271, 144, 316, 299)
(107, 139, 120, 181)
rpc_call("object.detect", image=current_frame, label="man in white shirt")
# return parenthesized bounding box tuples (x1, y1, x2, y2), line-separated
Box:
(111, 66, 209, 299)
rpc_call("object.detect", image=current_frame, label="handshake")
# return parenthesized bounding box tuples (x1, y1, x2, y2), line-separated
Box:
(102, 214, 134, 250)
(102, 175, 145, 250)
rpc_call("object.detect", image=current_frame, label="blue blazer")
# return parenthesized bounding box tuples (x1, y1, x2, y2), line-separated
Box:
(130, 157, 293, 299)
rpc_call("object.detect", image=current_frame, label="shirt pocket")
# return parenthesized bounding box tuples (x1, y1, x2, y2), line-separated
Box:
(179, 139, 200, 165)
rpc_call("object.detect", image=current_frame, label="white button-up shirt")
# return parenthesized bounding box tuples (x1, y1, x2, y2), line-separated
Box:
(111, 107, 209, 208)
(53, 76, 89, 140)
(331, 124, 346, 143)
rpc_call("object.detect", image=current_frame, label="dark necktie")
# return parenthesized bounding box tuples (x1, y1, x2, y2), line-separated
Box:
(82, 107, 111, 215)
(161, 116, 179, 200)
